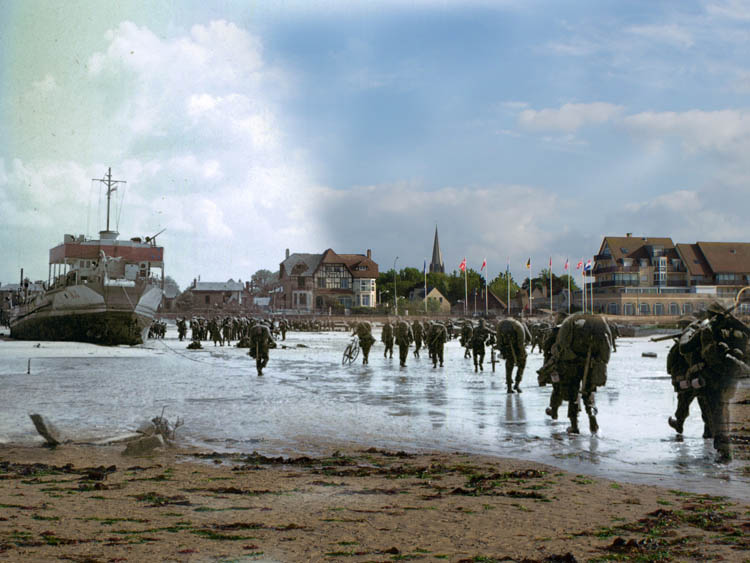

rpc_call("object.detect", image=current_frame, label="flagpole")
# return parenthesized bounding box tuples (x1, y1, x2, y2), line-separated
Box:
(590, 255, 594, 314)
(485, 261, 488, 317)
(549, 257, 553, 314)
(424, 259, 427, 315)
(529, 259, 532, 317)
(506, 257, 510, 317)
(567, 257, 571, 314)
(464, 263, 468, 316)
(581, 258, 585, 313)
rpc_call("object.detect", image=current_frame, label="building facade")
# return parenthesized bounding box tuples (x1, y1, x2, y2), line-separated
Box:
(184, 279, 251, 309)
(588, 235, 750, 316)
(278, 248, 378, 312)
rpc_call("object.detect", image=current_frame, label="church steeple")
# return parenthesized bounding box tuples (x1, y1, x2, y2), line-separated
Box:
(429, 226, 445, 274)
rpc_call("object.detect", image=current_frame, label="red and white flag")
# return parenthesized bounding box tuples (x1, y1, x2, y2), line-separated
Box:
(549, 256, 552, 268)
(480, 258, 486, 271)
(459, 257, 466, 272)
(576, 259, 583, 270)
(564, 258, 569, 271)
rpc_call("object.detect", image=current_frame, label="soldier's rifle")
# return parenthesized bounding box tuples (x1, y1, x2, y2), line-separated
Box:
(650, 332, 683, 342)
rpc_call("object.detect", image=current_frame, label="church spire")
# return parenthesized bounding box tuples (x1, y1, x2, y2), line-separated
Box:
(429, 226, 445, 274)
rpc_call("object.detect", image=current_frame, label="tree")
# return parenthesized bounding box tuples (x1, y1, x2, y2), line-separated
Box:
(251, 269, 277, 293)
(175, 290, 194, 311)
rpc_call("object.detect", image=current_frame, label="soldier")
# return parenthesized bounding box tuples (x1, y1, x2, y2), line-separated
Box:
(248, 321, 276, 376)
(460, 319, 473, 359)
(552, 314, 612, 434)
(279, 318, 288, 341)
(471, 319, 495, 372)
(428, 321, 448, 368)
(177, 317, 187, 341)
(412, 320, 424, 358)
(666, 321, 711, 438)
(537, 317, 565, 419)
(381, 321, 394, 359)
(355, 321, 376, 365)
(496, 318, 528, 393)
(673, 302, 750, 461)
(395, 319, 414, 367)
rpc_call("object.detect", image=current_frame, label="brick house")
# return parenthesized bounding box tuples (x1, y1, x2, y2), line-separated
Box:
(278, 248, 378, 311)
(589, 235, 750, 316)
(184, 278, 250, 309)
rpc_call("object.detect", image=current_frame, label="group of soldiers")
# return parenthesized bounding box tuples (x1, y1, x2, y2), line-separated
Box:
(170, 303, 748, 462)
(147, 319, 167, 339)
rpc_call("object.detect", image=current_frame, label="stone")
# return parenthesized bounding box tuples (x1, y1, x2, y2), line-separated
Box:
(122, 434, 165, 456)
(29, 414, 62, 446)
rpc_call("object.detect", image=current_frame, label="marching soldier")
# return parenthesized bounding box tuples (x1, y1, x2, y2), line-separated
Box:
(395, 319, 414, 367)
(471, 319, 495, 372)
(382, 320, 394, 359)
(496, 318, 528, 393)
(248, 321, 276, 376)
(355, 321, 376, 365)
(412, 320, 424, 358)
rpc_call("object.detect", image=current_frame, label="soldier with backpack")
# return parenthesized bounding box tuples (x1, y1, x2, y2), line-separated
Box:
(496, 318, 528, 393)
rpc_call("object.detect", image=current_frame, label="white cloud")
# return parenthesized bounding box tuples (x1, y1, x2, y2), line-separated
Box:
(1, 20, 323, 287)
(518, 102, 623, 132)
(706, 0, 750, 20)
(626, 24, 694, 48)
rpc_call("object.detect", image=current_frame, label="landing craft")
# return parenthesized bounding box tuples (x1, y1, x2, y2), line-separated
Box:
(9, 169, 164, 345)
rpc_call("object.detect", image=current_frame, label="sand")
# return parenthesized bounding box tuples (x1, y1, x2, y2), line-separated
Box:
(1, 440, 749, 563)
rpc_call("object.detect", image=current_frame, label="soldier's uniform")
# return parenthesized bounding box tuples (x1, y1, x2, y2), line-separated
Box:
(496, 319, 528, 393)
(395, 320, 414, 367)
(666, 323, 711, 438)
(412, 321, 423, 358)
(177, 318, 187, 341)
(674, 303, 750, 461)
(428, 322, 448, 368)
(538, 323, 563, 419)
(356, 322, 376, 365)
(381, 321, 394, 359)
(460, 320, 473, 359)
(248, 322, 276, 376)
(471, 319, 495, 372)
(553, 314, 612, 434)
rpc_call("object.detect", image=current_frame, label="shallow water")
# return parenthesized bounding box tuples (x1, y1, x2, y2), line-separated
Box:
(1, 327, 747, 501)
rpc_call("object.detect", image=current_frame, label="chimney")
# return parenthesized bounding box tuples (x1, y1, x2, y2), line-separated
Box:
(285, 248, 290, 259)
(366, 249, 371, 259)
(193, 277, 197, 288)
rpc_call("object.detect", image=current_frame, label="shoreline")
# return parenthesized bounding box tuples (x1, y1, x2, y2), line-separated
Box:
(1, 441, 749, 561)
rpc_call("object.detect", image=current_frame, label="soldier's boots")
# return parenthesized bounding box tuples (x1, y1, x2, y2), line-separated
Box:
(545, 407, 558, 420)
(514, 382, 522, 393)
(668, 416, 684, 434)
(588, 415, 599, 434)
(567, 420, 580, 434)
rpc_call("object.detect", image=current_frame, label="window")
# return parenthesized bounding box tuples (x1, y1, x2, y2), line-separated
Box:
(298, 293, 307, 306)
(669, 303, 680, 315)
(340, 277, 349, 289)
(318, 276, 325, 288)
(607, 303, 619, 314)
(205, 295, 210, 305)
(683, 303, 693, 314)
(362, 295, 370, 306)
(653, 303, 664, 315)
(624, 303, 635, 315)
(298, 276, 305, 288)
(639, 303, 650, 315)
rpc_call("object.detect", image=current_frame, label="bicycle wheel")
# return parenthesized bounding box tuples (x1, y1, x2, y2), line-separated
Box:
(342, 343, 356, 365)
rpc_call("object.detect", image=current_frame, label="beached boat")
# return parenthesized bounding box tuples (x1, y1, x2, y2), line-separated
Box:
(9, 169, 164, 345)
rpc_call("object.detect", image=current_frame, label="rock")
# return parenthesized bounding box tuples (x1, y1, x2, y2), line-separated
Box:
(122, 434, 165, 456)
(29, 414, 62, 447)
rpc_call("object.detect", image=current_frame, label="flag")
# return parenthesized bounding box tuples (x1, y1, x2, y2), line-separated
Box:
(481, 258, 486, 271)
(459, 257, 466, 272)
(525, 258, 531, 269)
(549, 256, 552, 268)
(576, 259, 583, 270)
(584, 259, 592, 272)
(564, 258, 569, 271)
(506, 256, 509, 273)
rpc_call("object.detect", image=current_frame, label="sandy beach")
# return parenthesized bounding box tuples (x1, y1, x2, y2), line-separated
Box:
(1, 437, 749, 563)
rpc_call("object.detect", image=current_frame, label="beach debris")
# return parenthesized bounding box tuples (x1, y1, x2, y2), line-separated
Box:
(187, 340, 203, 349)
(642, 352, 657, 358)
(123, 434, 166, 456)
(28, 413, 62, 447)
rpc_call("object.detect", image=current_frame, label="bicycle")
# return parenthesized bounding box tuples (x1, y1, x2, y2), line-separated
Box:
(342, 335, 360, 365)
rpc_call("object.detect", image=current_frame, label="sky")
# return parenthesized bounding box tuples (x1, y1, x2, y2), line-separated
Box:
(3, 0, 750, 290)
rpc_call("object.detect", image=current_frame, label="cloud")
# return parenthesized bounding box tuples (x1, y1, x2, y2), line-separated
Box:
(2, 20, 324, 288)
(706, 0, 750, 20)
(626, 24, 694, 48)
(518, 102, 623, 132)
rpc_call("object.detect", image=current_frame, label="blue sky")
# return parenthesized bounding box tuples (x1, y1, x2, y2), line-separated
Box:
(3, 0, 750, 289)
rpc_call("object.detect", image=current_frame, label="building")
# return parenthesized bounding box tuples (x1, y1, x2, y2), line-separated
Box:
(409, 286, 451, 313)
(589, 234, 750, 316)
(428, 226, 445, 274)
(278, 248, 378, 312)
(184, 278, 251, 309)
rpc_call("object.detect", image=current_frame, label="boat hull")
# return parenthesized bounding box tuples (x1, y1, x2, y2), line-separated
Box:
(9, 283, 162, 345)
(10, 309, 152, 345)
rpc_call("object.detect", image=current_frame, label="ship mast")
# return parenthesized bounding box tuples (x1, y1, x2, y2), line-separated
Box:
(93, 167, 126, 235)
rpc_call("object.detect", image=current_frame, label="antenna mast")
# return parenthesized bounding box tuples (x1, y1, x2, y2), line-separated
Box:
(93, 167, 126, 232)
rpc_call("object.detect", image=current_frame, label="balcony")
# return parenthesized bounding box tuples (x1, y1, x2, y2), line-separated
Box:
(594, 265, 641, 274)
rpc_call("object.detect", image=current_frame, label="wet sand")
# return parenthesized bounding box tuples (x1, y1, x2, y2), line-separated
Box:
(1, 442, 749, 562)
